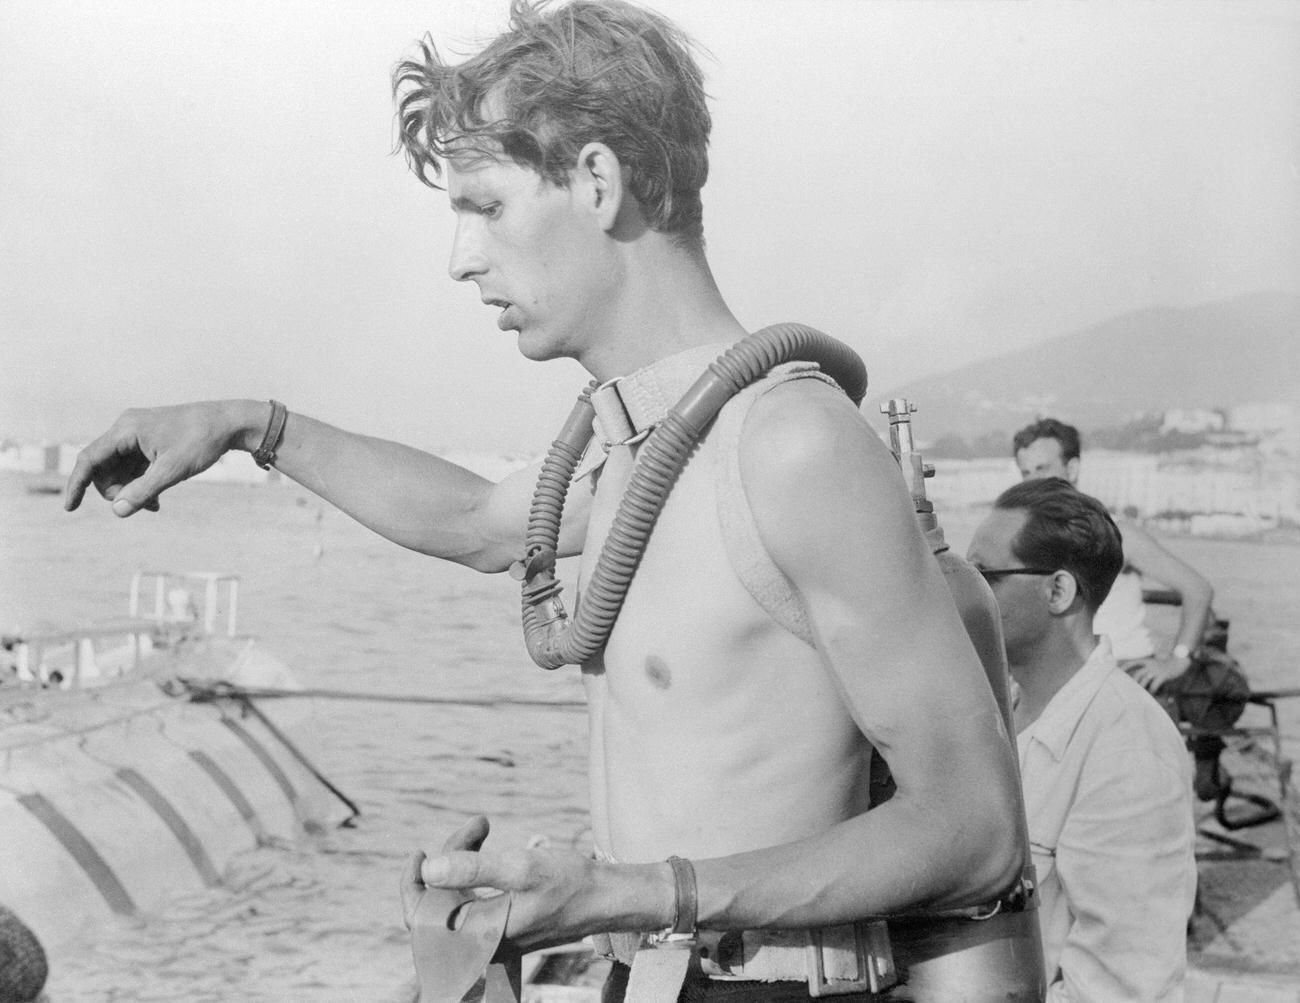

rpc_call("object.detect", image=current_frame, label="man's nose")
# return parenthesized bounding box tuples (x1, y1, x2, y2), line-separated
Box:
(448, 221, 486, 283)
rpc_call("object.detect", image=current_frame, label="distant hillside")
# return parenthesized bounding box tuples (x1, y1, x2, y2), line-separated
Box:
(868, 290, 1300, 447)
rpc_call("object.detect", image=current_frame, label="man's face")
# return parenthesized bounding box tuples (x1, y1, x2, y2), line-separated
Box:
(1015, 437, 1077, 483)
(967, 507, 1053, 663)
(445, 155, 613, 363)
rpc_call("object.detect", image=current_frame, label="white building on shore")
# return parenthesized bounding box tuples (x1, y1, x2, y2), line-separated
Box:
(927, 448, 1299, 536)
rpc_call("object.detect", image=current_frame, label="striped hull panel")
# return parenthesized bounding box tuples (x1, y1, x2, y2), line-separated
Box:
(0, 681, 338, 954)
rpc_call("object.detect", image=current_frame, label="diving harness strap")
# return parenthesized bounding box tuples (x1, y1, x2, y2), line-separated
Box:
(577, 340, 734, 477)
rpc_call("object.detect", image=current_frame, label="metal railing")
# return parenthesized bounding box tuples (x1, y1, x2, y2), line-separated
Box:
(4, 572, 240, 691)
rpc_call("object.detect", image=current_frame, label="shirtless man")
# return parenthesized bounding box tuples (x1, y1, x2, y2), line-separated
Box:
(66, 2, 1025, 997)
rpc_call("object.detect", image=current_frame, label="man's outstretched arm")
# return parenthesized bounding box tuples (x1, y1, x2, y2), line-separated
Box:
(1118, 518, 1215, 690)
(65, 399, 589, 573)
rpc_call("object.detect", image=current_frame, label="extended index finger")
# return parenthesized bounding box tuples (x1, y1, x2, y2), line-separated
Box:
(64, 430, 128, 511)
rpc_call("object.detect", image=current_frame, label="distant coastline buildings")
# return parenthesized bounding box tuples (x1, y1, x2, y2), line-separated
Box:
(924, 401, 1299, 537)
(927, 451, 1298, 537)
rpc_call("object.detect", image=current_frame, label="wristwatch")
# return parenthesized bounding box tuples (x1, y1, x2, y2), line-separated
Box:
(1171, 643, 1192, 661)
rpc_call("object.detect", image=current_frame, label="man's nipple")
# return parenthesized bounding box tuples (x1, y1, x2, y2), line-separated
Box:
(644, 654, 672, 690)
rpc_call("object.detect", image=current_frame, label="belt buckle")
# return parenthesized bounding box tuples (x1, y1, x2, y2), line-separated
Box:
(805, 921, 896, 997)
(646, 931, 697, 950)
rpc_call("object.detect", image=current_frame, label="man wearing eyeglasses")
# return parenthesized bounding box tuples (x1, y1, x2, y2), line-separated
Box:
(967, 477, 1196, 1002)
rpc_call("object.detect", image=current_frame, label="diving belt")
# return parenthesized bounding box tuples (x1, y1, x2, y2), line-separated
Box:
(595, 922, 898, 998)
(407, 908, 895, 1002)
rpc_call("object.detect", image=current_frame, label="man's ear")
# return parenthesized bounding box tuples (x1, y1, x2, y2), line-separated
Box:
(1047, 569, 1079, 615)
(573, 142, 624, 232)
(1065, 457, 1081, 484)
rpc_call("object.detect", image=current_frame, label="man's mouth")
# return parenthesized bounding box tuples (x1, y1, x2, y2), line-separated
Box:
(482, 297, 517, 330)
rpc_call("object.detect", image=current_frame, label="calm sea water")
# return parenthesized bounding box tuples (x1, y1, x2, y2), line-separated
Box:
(2, 470, 1298, 998)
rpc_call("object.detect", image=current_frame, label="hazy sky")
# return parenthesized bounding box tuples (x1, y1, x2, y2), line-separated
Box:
(3, 0, 1297, 454)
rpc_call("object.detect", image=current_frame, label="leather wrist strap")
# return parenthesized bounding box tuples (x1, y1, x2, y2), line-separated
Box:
(252, 399, 288, 469)
(667, 855, 698, 937)
(624, 857, 699, 1003)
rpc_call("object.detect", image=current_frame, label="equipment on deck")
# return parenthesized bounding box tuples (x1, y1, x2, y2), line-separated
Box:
(879, 398, 1046, 1001)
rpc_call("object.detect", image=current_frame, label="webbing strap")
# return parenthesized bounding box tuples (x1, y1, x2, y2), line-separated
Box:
(714, 362, 842, 647)
(590, 342, 736, 447)
(479, 960, 523, 1003)
(575, 341, 737, 482)
(624, 942, 696, 1001)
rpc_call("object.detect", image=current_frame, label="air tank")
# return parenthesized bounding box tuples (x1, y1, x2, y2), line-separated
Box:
(879, 399, 1046, 1002)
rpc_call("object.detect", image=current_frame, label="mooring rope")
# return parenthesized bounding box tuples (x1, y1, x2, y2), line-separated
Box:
(174, 679, 586, 827)
(177, 679, 586, 710)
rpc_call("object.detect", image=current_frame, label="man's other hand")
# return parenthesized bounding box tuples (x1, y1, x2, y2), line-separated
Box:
(1128, 654, 1191, 693)
(403, 815, 613, 953)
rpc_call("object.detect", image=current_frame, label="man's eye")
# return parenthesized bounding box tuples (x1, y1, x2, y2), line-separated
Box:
(480, 203, 502, 219)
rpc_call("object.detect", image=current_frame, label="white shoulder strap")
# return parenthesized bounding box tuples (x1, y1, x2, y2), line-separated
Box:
(713, 361, 841, 648)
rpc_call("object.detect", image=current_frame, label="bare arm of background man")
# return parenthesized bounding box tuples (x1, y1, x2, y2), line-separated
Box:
(1117, 517, 1215, 691)
(63, 399, 590, 571)
(414, 383, 1025, 946)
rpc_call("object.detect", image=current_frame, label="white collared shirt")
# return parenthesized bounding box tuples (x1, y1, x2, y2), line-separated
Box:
(1018, 637, 1197, 1002)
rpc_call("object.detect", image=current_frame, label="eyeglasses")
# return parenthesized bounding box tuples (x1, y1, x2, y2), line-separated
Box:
(976, 567, 1058, 583)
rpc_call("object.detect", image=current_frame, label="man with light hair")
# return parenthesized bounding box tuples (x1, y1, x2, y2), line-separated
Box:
(67, 2, 1033, 997)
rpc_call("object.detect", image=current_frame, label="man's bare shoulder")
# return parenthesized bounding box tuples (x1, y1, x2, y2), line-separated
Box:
(737, 377, 898, 486)
(735, 377, 922, 564)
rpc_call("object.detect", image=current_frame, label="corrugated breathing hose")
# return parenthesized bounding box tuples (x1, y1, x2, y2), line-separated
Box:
(515, 323, 868, 670)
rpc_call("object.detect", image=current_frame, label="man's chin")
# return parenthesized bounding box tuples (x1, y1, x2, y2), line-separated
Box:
(513, 330, 563, 363)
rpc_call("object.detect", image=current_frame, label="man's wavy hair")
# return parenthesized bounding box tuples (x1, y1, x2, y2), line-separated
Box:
(393, 0, 711, 249)
(994, 477, 1123, 614)
(1012, 417, 1081, 462)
